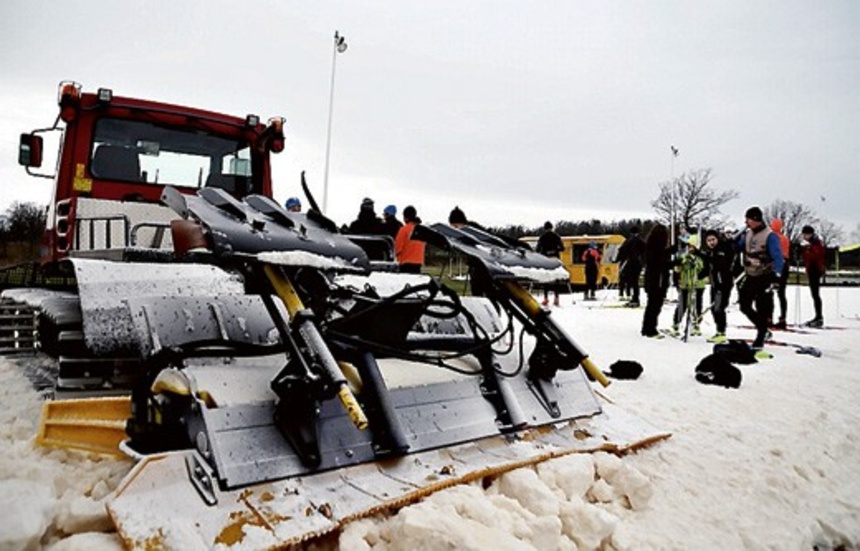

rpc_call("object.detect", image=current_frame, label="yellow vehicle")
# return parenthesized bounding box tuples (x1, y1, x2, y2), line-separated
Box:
(521, 234, 625, 288)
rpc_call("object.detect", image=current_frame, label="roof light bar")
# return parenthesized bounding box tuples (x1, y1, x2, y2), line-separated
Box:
(97, 88, 113, 103)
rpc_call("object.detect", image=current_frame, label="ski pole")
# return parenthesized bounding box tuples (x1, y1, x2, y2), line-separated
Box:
(794, 258, 802, 327)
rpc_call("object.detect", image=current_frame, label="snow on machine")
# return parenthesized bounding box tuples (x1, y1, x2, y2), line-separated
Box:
(104, 186, 667, 548)
(5, 81, 668, 548)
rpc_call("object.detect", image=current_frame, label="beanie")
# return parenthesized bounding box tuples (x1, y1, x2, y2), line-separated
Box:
(285, 197, 301, 210)
(744, 206, 763, 222)
(383, 204, 397, 216)
(802, 225, 815, 235)
(449, 206, 467, 225)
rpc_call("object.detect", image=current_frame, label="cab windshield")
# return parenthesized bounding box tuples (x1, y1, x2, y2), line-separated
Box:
(90, 118, 254, 194)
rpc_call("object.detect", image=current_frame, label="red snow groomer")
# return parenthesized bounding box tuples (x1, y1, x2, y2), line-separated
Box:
(7, 81, 667, 548)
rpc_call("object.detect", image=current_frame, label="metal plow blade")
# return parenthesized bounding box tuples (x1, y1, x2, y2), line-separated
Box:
(108, 403, 669, 549)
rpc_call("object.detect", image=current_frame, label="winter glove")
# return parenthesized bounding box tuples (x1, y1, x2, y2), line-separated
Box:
(766, 272, 780, 293)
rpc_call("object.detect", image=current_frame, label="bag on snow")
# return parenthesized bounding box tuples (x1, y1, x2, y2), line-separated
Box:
(695, 353, 742, 389)
(604, 360, 644, 380)
(712, 339, 758, 365)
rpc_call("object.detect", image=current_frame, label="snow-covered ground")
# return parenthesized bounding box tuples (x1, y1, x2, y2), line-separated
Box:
(1, 285, 859, 550)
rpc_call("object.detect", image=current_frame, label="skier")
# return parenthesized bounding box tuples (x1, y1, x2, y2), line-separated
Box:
(641, 224, 672, 338)
(701, 229, 735, 343)
(801, 225, 826, 327)
(669, 237, 706, 337)
(536, 221, 565, 306)
(768, 218, 791, 328)
(581, 241, 601, 300)
(617, 226, 645, 307)
(734, 206, 785, 355)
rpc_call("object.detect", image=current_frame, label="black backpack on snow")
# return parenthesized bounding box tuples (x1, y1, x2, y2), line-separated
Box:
(712, 339, 758, 365)
(695, 354, 742, 389)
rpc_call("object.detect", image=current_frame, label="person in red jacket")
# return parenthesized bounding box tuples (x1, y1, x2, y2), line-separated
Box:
(801, 225, 826, 327)
(394, 205, 425, 273)
(581, 241, 602, 300)
(769, 218, 791, 328)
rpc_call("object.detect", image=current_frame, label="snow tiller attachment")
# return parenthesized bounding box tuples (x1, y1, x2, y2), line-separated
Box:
(108, 188, 668, 548)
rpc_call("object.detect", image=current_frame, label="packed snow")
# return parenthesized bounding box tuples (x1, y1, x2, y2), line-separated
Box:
(1, 285, 858, 550)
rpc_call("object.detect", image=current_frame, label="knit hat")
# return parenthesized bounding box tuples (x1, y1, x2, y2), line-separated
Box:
(770, 218, 783, 232)
(383, 204, 397, 216)
(449, 206, 467, 225)
(744, 206, 763, 222)
(360, 197, 375, 211)
(801, 225, 815, 235)
(285, 197, 301, 210)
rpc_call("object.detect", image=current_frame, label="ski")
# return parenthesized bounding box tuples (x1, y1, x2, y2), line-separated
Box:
(737, 323, 847, 333)
(592, 301, 642, 309)
(801, 324, 848, 330)
(740, 338, 821, 358)
(734, 324, 814, 335)
(658, 328, 701, 341)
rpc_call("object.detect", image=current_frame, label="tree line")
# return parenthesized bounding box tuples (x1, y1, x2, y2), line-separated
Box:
(491, 167, 853, 253)
(0, 169, 855, 265)
(0, 202, 46, 265)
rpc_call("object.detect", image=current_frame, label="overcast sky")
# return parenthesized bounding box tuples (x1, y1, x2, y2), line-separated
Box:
(1, 1, 857, 235)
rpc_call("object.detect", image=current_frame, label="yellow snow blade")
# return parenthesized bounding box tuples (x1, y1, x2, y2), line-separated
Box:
(36, 396, 132, 458)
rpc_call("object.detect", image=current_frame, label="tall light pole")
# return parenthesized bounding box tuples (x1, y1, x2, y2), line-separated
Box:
(322, 30, 348, 213)
(669, 145, 679, 246)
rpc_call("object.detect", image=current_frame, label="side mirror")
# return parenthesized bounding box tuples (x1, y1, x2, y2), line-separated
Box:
(19, 133, 44, 168)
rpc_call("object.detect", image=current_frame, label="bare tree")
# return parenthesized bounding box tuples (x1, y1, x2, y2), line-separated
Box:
(762, 200, 817, 244)
(816, 219, 844, 248)
(848, 222, 860, 245)
(651, 168, 739, 232)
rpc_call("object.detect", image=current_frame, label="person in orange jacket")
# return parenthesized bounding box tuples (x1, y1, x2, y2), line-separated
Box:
(769, 218, 791, 328)
(581, 241, 602, 300)
(394, 205, 425, 273)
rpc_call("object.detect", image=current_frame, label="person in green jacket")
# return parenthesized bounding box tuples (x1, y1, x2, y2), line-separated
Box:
(670, 238, 707, 337)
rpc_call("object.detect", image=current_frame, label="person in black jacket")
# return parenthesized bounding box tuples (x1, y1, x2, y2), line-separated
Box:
(617, 226, 645, 307)
(348, 198, 386, 235)
(641, 223, 672, 338)
(701, 229, 736, 343)
(536, 221, 565, 306)
(381, 204, 403, 240)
